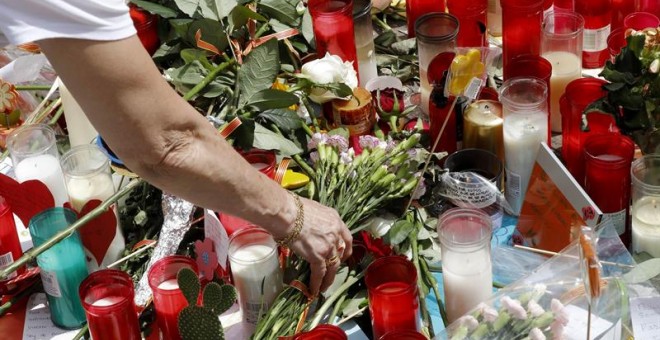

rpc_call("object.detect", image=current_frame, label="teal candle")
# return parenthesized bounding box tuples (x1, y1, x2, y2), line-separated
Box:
(29, 208, 89, 329)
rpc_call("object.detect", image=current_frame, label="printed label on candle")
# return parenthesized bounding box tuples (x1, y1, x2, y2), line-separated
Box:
(0, 252, 16, 279)
(244, 301, 268, 324)
(505, 169, 521, 200)
(583, 25, 611, 52)
(604, 209, 627, 236)
(40, 269, 62, 298)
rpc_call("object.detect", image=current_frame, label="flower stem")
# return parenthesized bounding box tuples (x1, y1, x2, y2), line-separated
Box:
(293, 154, 315, 179)
(182, 59, 236, 101)
(0, 280, 41, 316)
(72, 324, 89, 340)
(308, 270, 364, 329)
(48, 106, 64, 126)
(328, 293, 347, 325)
(14, 85, 52, 91)
(411, 226, 435, 339)
(420, 256, 449, 327)
(0, 179, 142, 280)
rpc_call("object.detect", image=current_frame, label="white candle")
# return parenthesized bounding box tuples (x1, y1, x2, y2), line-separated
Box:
(543, 51, 582, 132)
(419, 67, 432, 117)
(356, 39, 378, 87)
(59, 80, 98, 146)
(230, 243, 283, 328)
(443, 249, 492, 322)
(250, 163, 269, 171)
(632, 197, 660, 258)
(14, 154, 69, 207)
(92, 296, 124, 307)
(503, 112, 548, 214)
(158, 279, 180, 290)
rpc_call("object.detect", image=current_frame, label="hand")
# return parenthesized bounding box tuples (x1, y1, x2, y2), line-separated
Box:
(287, 197, 353, 296)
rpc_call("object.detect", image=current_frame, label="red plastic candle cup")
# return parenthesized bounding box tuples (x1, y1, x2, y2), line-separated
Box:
(607, 28, 627, 62)
(559, 78, 619, 186)
(0, 195, 24, 279)
(554, 0, 574, 12)
(294, 325, 348, 339)
(584, 133, 635, 248)
(624, 12, 660, 31)
(148, 256, 199, 340)
(406, 0, 446, 38)
(380, 329, 427, 340)
(428, 52, 459, 154)
(79, 269, 141, 340)
(503, 54, 552, 144)
(636, 0, 660, 19)
(129, 4, 160, 55)
(365, 256, 420, 339)
(447, 0, 488, 47)
(501, 0, 544, 76)
(575, 0, 612, 68)
(308, 0, 358, 74)
(612, 0, 637, 30)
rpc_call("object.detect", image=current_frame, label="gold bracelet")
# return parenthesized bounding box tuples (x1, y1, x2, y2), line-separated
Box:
(276, 192, 304, 248)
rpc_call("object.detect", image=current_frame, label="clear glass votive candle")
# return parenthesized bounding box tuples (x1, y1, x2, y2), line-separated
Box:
(607, 28, 627, 62)
(631, 155, 660, 258)
(353, 0, 378, 86)
(79, 269, 141, 340)
(438, 208, 493, 323)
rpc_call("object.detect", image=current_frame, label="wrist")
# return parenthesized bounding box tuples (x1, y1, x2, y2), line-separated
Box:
(274, 192, 304, 247)
(271, 190, 299, 240)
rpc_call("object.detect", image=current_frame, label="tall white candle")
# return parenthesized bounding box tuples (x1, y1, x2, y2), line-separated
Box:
(543, 51, 582, 132)
(443, 252, 492, 322)
(91, 296, 124, 307)
(59, 80, 98, 146)
(14, 154, 69, 207)
(230, 243, 283, 329)
(632, 196, 660, 258)
(503, 112, 548, 214)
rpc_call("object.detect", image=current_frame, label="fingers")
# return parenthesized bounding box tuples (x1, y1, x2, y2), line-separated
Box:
(309, 259, 327, 296)
(320, 255, 341, 293)
(339, 226, 353, 261)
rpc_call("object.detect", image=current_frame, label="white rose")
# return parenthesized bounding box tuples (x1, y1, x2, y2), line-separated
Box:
(300, 53, 358, 103)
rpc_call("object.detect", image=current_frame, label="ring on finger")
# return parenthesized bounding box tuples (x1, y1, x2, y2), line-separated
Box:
(325, 254, 340, 267)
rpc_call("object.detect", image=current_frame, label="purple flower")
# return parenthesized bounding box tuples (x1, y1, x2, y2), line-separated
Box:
(309, 151, 319, 164)
(550, 320, 565, 340)
(359, 135, 381, 150)
(411, 176, 426, 200)
(530, 327, 546, 340)
(527, 300, 545, 318)
(385, 138, 397, 152)
(327, 134, 349, 152)
(340, 150, 354, 164)
(457, 315, 479, 331)
(308, 132, 327, 150)
(502, 296, 527, 320)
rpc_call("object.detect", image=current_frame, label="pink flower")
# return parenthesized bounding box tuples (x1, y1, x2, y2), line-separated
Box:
(326, 135, 349, 152)
(476, 302, 499, 323)
(194, 238, 219, 282)
(530, 327, 546, 340)
(551, 299, 569, 326)
(307, 132, 327, 150)
(528, 300, 545, 318)
(457, 315, 479, 331)
(502, 296, 527, 320)
(550, 319, 565, 340)
(359, 135, 381, 150)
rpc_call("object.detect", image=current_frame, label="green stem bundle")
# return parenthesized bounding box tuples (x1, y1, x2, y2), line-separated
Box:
(182, 59, 236, 101)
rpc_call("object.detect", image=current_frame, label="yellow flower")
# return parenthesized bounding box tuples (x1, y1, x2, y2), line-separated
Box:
(0, 79, 18, 113)
(271, 80, 298, 110)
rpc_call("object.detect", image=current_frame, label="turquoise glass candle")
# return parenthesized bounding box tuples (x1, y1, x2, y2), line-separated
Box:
(29, 208, 89, 329)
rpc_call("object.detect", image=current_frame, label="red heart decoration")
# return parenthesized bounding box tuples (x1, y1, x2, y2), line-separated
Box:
(0, 174, 55, 226)
(65, 200, 118, 267)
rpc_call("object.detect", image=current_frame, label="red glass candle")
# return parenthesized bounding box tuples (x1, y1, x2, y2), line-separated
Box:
(129, 4, 160, 56)
(380, 329, 427, 339)
(575, 0, 612, 69)
(607, 28, 627, 61)
(0, 195, 23, 278)
(624, 12, 660, 31)
(428, 52, 458, 154)
(636, 0, 660, 18)
(365, 256, 420, 339)
(148, 256, 199, 340)
(79, 269, 141, 340)
(308, 0, 358, 74)
(406, 0, 446, 38)
(503, 54, 552, 144)
(294, 325, 348, 339)
(501, 0, 544, 74)
(559, 78, 619, 186)
(612, 0, 636, 29)
(447, 0, 488, 47)
(554, 0, 575, 11)
(584, 133, 634, 248)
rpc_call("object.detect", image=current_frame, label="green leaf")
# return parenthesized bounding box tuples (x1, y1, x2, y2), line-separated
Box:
(389, 220, 414, 245)
(165, 61, 231, 98)
(177, 268, 201, 306)
(233, 117, 256, 150)
(268, 18, 290, 33)
(340, 290, 368, 318)
(199, 0, 236, 20)
(174, 0, 200, 17)
(247, 89, 299, 110)
(180, 48, 213, 69)
(314, 82, 353, 98)
(301, 10, 314, 45)
(170, 19, 194, 39)
(153, 42, 183, 61)
(230, 6, 268, 32)
(623, 258, 660, 284)
(130, 0, 178, 18)
(322, 266, 349, 299)
(259, 0, 301, 26)
(374, 30, 397, 48)
(257, 108, 302, 131)
(238, 39, 280, 105)
(253, 123, 303, 156)
(186, 18, 228, 53)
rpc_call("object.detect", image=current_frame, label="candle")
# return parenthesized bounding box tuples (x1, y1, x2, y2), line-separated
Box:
(158, 279, 180, 290)
(544, 51, 582, 132)
(353, 0, 378, 86)
(229, 228, 283, 332)
(438, 208, 492, 323)
(294, 325, 348, 340)
(59, 80, 98, 147)
(632, 197, 660, 257)
(0, 195, 24, 279)
(447, 0, 488, 47)
(463, 100, 504, 162)
(487, 0, 503, 37)
(501, 0, 543, 75)
(91, 296, 124, 306)
(405, 0, 446, 38)
(15, 154, 69, 207)
(308, 0, 358, 74)
(428, 52, 459, 154)
(575, 0, 612, 68)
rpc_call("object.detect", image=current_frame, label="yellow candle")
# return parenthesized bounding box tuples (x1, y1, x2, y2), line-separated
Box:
(543, 51, 582, 133)
(632, 197, 660, 258)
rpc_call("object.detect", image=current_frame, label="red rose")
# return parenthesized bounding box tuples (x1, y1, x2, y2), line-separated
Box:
(372, 87, 405, 119)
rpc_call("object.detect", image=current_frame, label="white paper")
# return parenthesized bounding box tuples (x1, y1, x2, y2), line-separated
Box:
(631, 296, 660, 338)
(0, 54, 47, 84)
(563, 304, 620, 340)
(204, 209, 229, 270)
(22, 293, 80, 340)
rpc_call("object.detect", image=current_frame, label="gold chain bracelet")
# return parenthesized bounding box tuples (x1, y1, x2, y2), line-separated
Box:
(275, 192, 304, 248)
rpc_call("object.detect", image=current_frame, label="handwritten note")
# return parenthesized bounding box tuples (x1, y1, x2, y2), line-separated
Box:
(204, 209, 229, 270)
(22, 293, 80, 340)
(563, 304, 620, 340)
(631, 296, 660, 338)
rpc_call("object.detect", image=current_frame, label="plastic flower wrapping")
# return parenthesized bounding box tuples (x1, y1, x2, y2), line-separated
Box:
(437, 219, 659, 340)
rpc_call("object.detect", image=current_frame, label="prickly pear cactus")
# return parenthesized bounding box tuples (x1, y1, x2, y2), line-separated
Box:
(176, 268, 238, 340)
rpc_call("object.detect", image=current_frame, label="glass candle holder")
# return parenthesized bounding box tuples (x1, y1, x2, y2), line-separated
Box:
(228, 228, 283, 332)
(500, 77, 549, 214)
(631, 155, 660, 258)
(611, 0, 636, 30)
(554, 0, 575, 11)
(624, 12, 660, 30)
(487, 0, 503, 37)
(636, 0, 660, 19)
(7, 124, 68, 206)
(294, 325, 348, 339)
(500, 0, 544, 75)
(584, 133, 634, 248)
(380, 330, 427, 340)
(447, 0, 488, 47)
(59, 80, 98, 147)
(428, 52, 459, 154)
(541, 11, 585, 133)
(79, 269, 141, 340)
(242, 149, 277, 180)
(148, 255, 199, 340)
(438, 208, 492, 323)
(415, 13, 459, 117)
(365, 256, 420, 339)
(607, 28, 627, 62)
(308, 0, 358, 74)
(353, 0, 378, 86)
(29, 207, 88, 329)
(61, 145, 124, 271)
(0, 195, 24, 279)
(462, 100, 504, 163)
(575, 0, 612, 69)
(559, 78, 618, 186)
(129, 4, 160, 55)
(406, 0, 446, 38)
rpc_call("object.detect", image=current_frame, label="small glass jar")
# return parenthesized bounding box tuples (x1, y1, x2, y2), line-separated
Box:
(447, 0, 488, 47)
(631, 155, 660, 258)
(415, 13, 459, 117)
(438, 208, 492, 323)
(7, 124, 69, 206)
(353, 0, 378, 86)
(29, 207, 88, 329)
(308, 0, 358, 73)
(241, 149, 277, 179)
(500, 0, 544, 74)
(79, 269, 141, 340)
